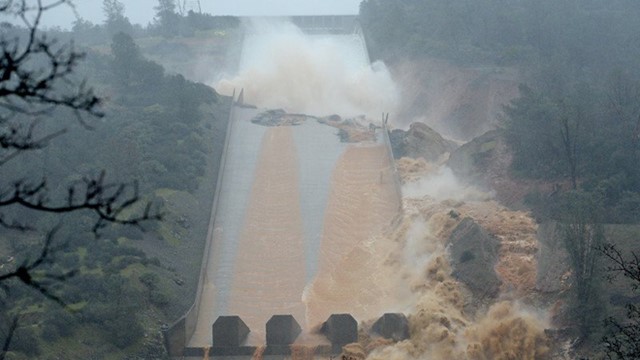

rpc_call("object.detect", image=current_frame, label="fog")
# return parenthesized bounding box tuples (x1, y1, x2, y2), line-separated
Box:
(209, 15, 549, 359)
(3, 1, 640, 359)
(34, 0, 361, 29)
(216, 19, 398, 119)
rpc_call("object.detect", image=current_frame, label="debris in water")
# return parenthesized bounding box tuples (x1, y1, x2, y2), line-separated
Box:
(251, 109, 308, 126)
(360, 158, 549, 359)
(340, 343, 366, 360)
(290, 345, 316, 360)
(252, 346, 265, 360)
(318, 114, 378, 143)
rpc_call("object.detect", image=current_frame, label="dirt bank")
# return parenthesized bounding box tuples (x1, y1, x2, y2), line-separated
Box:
(390, 58, 520, 141)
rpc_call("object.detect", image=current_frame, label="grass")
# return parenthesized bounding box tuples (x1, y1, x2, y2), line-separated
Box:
(67, 301, 87, 312)
(158, 221, 181, 246)
(42, 323, 129, 360)
(76, 246, 88, 261)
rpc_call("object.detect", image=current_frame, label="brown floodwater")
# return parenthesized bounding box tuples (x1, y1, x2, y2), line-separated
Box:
(227, 126, 307, 342)
(304, 143, 402, 328)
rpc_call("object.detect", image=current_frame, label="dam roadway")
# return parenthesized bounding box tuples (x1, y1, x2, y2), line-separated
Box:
(163, 16, 403, 357)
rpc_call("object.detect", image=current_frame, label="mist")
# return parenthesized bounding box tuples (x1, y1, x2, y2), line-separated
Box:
(215, 19, 398, 119)
(33, 0, 362, 29)
(357, 159, 550, 359)
(3, 1, 640, 359)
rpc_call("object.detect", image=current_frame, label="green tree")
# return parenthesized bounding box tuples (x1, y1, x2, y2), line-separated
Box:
(606, 70, 640, 149)
(503, 85, 564, 179)
(71, 18, 106, 45)
(102, 0, 132, 35)
(111, 31, 142, 87)
(110, 32, 164, 93)
(504, 84, 597, 190)
(154, 0, 180, 37)
(0, 2, 159, 357)
(558, 100, 581, 190)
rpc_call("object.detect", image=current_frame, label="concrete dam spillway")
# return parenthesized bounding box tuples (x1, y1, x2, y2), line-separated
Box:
(163, 16, 403, 356)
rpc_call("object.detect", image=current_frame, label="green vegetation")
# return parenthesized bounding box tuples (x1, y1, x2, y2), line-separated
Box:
(0, 1, 236, 358)
(362, 0, 640, 356)
(361, 0, 640, 69)
(363, 1, 640, 223)
(2, 0, 638, 357)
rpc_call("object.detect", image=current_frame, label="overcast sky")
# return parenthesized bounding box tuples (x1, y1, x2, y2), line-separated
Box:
(33, 0, 362, 29)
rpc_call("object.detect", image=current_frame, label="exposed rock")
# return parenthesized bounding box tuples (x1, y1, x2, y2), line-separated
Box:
(447, 129, 546, 208)
(389, 122, 457, 161)
(448, 217, 502, 299)
(390, 58, 520, 141)
(447, 129, 501, 180)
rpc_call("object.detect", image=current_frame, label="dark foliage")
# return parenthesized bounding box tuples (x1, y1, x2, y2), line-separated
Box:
(0, 1, 164, 358)
(600, 244, 640, 359)
(361, 3, 640, 219)
(1, 1, 229, 357)
(361, 0, 640, 69)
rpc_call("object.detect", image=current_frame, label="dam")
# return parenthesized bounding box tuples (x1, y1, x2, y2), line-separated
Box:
(163, 15, 403, 358)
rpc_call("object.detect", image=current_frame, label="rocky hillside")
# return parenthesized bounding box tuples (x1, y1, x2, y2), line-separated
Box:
(389, 58, 520, 141)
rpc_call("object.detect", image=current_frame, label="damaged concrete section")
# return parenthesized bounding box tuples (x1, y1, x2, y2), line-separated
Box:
(371, 313, 410, 342)
(321, 314, 359, 353)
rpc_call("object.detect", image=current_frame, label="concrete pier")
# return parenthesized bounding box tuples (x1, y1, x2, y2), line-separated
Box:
(164, 15, 403, 357)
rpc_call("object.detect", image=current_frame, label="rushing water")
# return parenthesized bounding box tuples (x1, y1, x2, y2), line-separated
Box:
(216, 19, 398, 119)
(189, 18, 549, 360)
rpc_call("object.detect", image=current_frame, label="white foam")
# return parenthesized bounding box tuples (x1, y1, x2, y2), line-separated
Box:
(215, 18, 399, 119)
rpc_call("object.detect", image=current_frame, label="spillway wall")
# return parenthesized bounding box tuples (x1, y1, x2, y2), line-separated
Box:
(165, 16, 402, 357)
(163, 95, 236, 356)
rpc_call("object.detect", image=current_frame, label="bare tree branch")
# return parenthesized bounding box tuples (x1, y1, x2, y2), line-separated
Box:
(0, 214, 32, 231)
(599, 243, 640, 359)
(0, 227, 77, 305)
(0, 316, 18, 360)
(0, 2, 164, 354)
(0, 174, 162, 233)
(0, 0, 162, 305)
(1, 0, 101, 137)
(599, 243, 640, 291)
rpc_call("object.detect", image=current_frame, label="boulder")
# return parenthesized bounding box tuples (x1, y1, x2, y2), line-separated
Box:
(448, 217, 501, 298)
(389, 122, 457, 161)
(447, 129, 501, 179)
